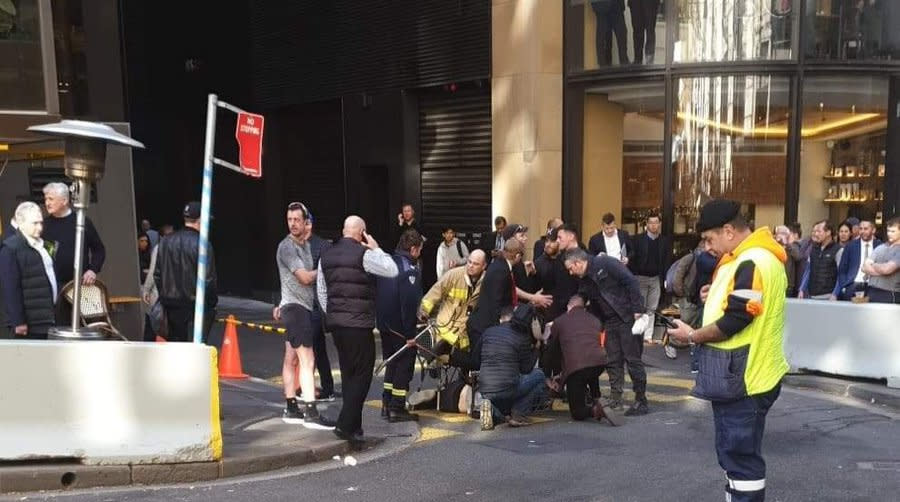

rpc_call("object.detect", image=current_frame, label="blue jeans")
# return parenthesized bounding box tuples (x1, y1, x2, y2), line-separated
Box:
(711, 383, 781, 502)
(484, 369, 548, 420)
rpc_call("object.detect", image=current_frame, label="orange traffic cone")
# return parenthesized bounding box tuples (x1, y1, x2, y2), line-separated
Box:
(219, 315, 248, 379)
(155, 335, 167, 343)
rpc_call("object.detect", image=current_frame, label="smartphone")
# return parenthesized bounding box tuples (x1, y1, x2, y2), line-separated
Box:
(655, 311, 679, 329)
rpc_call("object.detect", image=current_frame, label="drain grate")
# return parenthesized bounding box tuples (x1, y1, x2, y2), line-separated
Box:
(857, 461, 900, 471)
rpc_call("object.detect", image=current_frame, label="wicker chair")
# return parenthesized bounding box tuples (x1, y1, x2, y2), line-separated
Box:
(60, 279, 127, 340)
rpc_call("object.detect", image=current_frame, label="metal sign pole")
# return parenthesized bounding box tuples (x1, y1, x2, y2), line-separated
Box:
(193, 93, 218, 344)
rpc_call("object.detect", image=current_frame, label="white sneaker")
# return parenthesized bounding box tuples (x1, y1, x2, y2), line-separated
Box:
(632, 314, 650, 335)
(480, 398, 494, 431)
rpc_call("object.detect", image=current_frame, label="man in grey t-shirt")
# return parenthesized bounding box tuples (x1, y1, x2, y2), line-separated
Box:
(863, 217, 900, 304)
(273, 202, 332, 429)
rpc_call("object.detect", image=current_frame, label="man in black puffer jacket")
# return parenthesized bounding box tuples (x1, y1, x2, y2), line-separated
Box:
(0, 202, 57, 339)
(478, 304, 547, 430)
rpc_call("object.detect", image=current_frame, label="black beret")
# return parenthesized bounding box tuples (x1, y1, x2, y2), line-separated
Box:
(696, 199, 741, 233)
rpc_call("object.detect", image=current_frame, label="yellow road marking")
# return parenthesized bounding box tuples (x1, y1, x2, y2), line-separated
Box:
(417, 427, 462, 443)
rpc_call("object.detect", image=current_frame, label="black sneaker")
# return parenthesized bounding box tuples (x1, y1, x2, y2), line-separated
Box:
(624, 400, 649, 416)
(388, 408, 419, 423)
(333, 427, 365, 448)
(301, 403, 336, 431)
(282, 407, 305, 424)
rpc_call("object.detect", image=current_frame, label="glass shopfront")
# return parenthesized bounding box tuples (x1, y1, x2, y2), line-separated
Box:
(565, 0, 900, 248)
(0, 0, 45, 110)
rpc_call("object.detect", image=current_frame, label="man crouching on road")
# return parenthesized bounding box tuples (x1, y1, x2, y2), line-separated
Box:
(541, 296, 618, 426)
(273, 202, 330, 429)
(479, 304, 548, 430)
(667, 199, 789, 502)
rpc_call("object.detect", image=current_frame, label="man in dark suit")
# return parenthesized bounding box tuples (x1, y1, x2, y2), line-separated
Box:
(480, 216, 508, 263)
(832, 218, 882, 300)
(459, 238, 524, 370)
(564, 246, 648, 416)
(588, 212, 633, 265)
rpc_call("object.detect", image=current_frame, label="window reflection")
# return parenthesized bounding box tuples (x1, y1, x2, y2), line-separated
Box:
(799, 76, 888, 229)
(0, 0, 45, 110)
(804, 0, 900, 60)
(672, 75, 790, 232)
(674, 0, 794, 62)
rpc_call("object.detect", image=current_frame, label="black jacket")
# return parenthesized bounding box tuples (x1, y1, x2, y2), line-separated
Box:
(479, 322, 538, 395)
(479, 231, 504, 263)
(153, 227, 217, 309)
(577, 254, 645, 323)
(320, 237, 376, 329)
(466, 258, 514, 337)
(0, 232, 56, 332)
(534, 253, 579, 321)
(629, 232, 672, 278)
(588, 229, 633, 262)
(42, 212, 105, 288)
(376, 250, 423, 338)
(802, 241, 839, 297)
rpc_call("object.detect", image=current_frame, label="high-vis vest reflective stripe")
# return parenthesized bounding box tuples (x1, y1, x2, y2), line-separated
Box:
(702, 246, 789, 397)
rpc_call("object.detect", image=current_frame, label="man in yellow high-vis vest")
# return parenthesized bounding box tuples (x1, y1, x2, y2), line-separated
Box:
(668, 199, 789, 502)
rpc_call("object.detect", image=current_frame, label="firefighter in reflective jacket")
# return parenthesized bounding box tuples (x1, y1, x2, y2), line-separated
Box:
(668, 199, 789, 502)
(419, 249, 487, 356)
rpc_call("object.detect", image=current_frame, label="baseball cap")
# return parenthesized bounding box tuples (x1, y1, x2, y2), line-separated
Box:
(501, 223, 528, 241)
(183, 201, 210, 220)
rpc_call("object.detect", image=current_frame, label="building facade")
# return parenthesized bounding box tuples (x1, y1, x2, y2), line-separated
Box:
(563, 0, 900, 254)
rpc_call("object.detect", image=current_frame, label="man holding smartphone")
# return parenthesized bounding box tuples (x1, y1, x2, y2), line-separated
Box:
(668, 199, 788, 502)
(318, 216, 398, 445)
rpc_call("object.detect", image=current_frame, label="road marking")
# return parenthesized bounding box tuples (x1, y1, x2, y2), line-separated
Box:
(417, 427, 462, 443)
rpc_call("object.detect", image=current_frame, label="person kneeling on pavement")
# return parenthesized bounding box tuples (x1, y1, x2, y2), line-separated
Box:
(479, 304, 548, 430)
(541, 296, 618, 426)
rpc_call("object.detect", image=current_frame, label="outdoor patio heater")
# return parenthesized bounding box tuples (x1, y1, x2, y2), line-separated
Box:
(26, 120, 144, 340)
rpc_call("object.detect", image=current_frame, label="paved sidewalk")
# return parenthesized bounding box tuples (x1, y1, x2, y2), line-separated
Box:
(0, 378, 418, 494)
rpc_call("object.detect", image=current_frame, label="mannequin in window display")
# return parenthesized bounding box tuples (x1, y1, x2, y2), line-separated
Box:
(591, 0, 630, 66)
(628, 0, 660, 64)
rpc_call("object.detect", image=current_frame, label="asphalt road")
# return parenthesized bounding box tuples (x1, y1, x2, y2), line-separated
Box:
(10, 298, 899, 502)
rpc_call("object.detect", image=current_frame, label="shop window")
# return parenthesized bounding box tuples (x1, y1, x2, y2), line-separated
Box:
(582, 81, 665, 238)
(0, 0, 45, 110)
(672, 75, 790, 234)
(674, 0, 795, 62)
(572, 0, 668, 71)
(804, 0, 900, 61)
(798, 76, 888, 234)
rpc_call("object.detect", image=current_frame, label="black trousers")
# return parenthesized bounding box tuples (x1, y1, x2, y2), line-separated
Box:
(380, 328, 416, 408)
(629, 0, 660, 63)
(566, 366, 604, 421)
(592, 1, 629, 66)
(164, 305, 215, 344)
(310, 310, 334, 393)
(332, 327, 376, 435)
(604, 318, 647, 399)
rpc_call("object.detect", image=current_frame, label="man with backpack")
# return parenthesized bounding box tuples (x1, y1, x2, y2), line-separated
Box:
(436, 226, 470, 279)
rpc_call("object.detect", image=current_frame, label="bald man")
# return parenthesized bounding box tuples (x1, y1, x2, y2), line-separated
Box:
(317, 216, 398, 444)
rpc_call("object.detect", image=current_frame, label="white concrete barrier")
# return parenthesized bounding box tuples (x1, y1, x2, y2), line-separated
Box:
(0, 341, 222, 465)
(784, 299, 900, 388)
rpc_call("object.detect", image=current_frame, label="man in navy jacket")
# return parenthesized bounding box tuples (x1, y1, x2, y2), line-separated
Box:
(564, 247, 648, 416)
(832, 219, 882, 300)
(376, 229, 424, 422)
